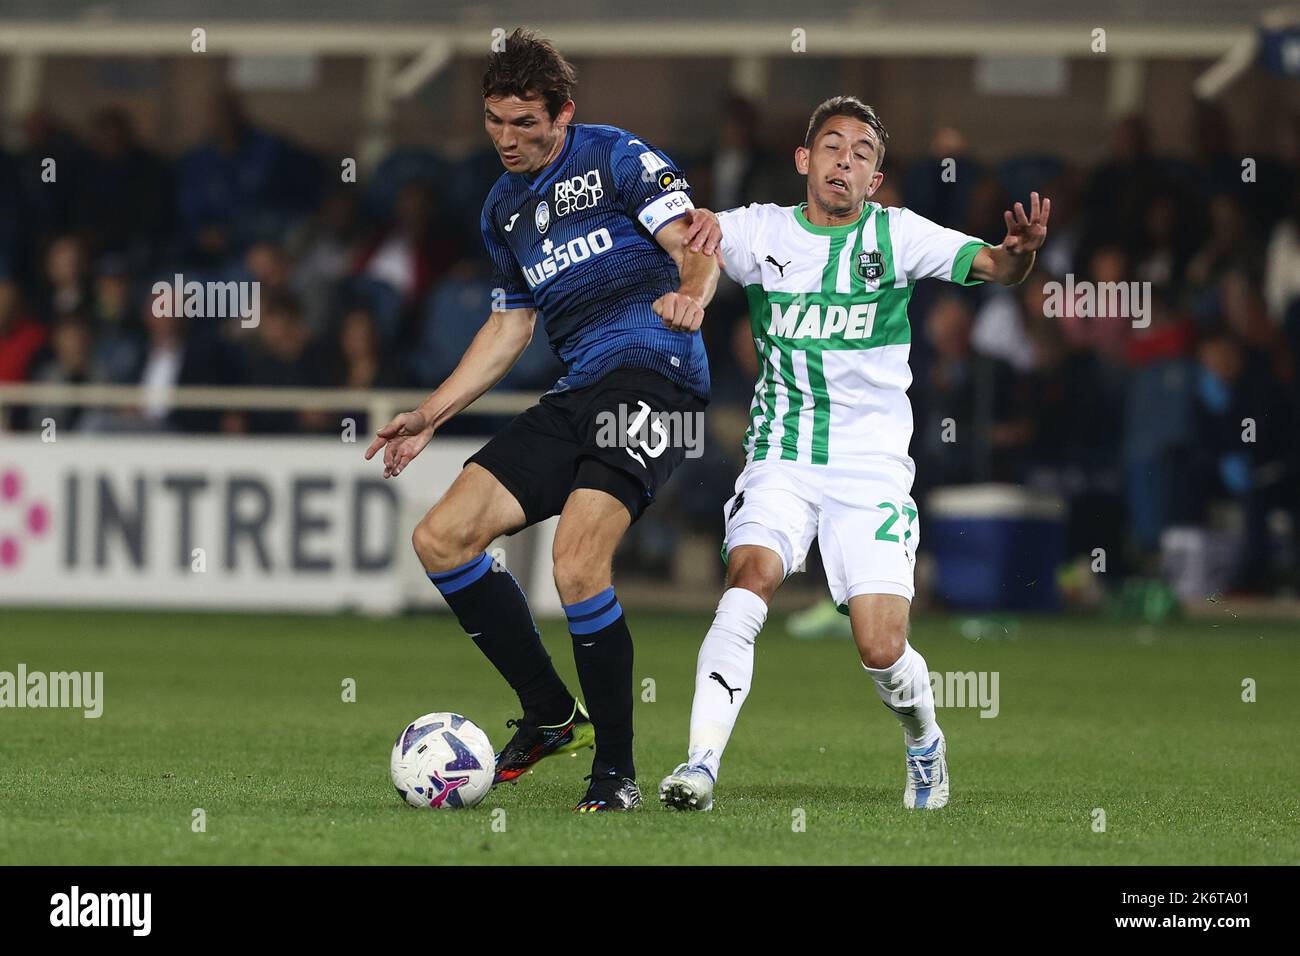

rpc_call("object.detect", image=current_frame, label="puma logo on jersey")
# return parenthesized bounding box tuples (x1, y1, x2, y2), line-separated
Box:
(768, 301, 878, 340)
(764, 255, 791, 276)
(504, 212, 520, 232)
(709, 671, 742, 703)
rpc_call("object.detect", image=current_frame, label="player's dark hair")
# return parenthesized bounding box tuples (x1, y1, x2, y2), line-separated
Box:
(804, 96, 888, 165)
(482, 28, 577, 120)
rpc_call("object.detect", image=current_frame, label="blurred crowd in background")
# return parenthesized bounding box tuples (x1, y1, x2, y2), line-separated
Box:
(1, 91, 1298, 594)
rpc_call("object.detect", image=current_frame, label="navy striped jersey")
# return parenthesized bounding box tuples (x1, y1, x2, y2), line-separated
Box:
(479, 123, 710, 399)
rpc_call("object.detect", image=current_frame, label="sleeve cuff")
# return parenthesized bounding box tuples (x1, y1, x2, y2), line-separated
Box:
(951, 240, 991, 286)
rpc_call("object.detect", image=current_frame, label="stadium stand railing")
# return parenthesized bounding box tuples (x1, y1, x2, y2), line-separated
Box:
(0, 383, 535, 428)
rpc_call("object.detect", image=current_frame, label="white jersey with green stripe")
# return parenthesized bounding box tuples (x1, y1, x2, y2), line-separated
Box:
(717, 200, 989, 473)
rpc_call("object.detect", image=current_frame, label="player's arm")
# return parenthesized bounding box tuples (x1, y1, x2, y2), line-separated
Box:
(651, 215, 720, 333)
(364, 307, 536, 478)
(416, 306, 536, 429)
(969, 191, 1051, 285)
(611, 135, 718, 332)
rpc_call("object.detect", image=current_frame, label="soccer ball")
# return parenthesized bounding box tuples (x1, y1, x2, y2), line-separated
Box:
(390, 712, 495, 810)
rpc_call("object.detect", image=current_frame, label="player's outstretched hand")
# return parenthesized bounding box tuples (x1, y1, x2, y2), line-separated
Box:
(1002, 191, 1051, 254)
(683, 207, 722, 256)
(653, 291, 705, 333)
(364, 410, 434, 479)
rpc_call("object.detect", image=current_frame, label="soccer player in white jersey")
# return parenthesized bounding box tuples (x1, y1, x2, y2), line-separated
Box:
(660, 96, 1049, 811)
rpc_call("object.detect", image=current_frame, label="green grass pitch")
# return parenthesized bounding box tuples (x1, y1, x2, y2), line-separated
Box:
(1, 608, 1296, 865)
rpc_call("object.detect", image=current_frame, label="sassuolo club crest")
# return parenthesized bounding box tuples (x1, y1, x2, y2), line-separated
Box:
(856, 250, 883, 281)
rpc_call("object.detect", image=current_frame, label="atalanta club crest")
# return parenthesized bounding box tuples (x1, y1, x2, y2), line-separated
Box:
(535, 200, 551, 235)
(856, 250, 883, 282)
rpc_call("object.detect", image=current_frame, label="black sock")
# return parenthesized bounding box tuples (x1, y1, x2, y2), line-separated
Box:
(428, 553, 573, 725)
(565, 587, 634, 778)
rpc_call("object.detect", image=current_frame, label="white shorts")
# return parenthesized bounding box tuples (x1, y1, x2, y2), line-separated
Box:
(721, 458, 919, 606)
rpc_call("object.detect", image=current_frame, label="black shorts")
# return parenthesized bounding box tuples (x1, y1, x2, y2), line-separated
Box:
(467, 367, 707, 526)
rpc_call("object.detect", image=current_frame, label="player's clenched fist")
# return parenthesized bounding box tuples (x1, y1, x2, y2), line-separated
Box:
(653, 291, 704, 333)
(365, 409, 434, 478)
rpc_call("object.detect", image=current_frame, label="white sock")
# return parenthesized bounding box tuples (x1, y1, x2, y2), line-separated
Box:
(863, 642, 941, 751)
(687, 587, 768, 781)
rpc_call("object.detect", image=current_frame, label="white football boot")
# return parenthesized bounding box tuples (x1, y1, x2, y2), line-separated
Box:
(658, 762, 715, 812)
(903, 735, 949, 809)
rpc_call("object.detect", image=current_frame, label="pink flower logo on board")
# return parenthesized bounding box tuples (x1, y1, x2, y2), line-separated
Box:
(0, 467, 51, 570)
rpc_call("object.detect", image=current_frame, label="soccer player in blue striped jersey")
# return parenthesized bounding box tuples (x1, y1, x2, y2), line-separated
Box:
(366, 28, 722, 812)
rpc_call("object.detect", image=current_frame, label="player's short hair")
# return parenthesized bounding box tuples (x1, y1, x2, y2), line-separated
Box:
(804, 96, 888, 166)
(482, 28, 577, 120)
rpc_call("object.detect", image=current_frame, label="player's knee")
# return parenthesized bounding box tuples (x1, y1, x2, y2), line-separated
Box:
(856, 621, 908, 669)
(727, 565, 781, 603)
(726, 550, 784, 603)
(551, 549, 609, 606)
(411, 508, 482, 573)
